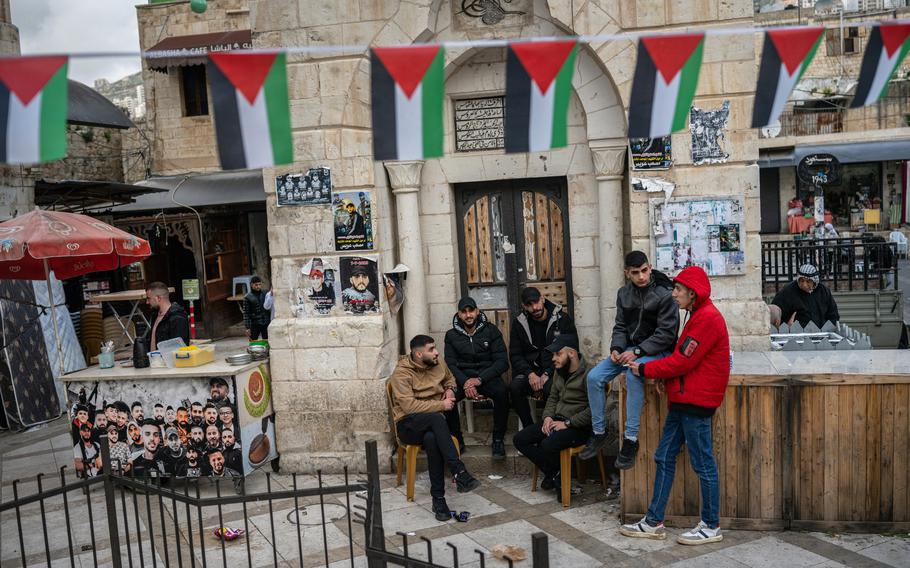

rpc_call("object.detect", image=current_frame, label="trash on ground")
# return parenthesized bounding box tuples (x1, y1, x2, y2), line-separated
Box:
(488, 474, 503, 480)
(213, 527, 245, 541)
(491, 544, 527, 562)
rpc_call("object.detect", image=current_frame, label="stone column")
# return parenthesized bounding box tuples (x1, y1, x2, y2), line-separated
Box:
(384, 160, 428, 341)
(591, 146, 627, 354)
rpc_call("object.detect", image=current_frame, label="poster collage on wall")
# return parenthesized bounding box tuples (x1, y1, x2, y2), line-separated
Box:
(650, 196, 746, 277)
(276, 168, 401, 318)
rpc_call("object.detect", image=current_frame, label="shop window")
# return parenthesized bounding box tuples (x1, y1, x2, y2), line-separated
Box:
(181, 65, 209, 117)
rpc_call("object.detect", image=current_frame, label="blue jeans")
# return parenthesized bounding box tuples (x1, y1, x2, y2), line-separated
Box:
(586, 349, 667, 438)
(645, 410, 720, 528)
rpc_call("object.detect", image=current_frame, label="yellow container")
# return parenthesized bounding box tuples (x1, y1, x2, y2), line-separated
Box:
(174, 345, 215, 367)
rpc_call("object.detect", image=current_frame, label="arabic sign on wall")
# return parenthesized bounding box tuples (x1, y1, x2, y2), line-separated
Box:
(630, 137, 672, 170)
(454, 97, 505, 152)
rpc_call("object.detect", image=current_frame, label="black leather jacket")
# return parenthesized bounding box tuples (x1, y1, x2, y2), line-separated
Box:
(610, 277, 679, 356)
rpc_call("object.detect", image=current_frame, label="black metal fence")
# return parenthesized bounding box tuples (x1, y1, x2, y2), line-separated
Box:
(762, 236, 899, 294)
(1, 440, 551, 568)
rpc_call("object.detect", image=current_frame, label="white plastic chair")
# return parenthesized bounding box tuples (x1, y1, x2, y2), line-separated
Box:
(889, 231, 907, 259)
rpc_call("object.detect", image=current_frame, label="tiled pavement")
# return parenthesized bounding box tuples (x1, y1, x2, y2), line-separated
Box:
(2, 421, 909, 568)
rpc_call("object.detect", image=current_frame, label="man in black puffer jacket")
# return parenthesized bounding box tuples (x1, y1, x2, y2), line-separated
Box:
(243, 276, 271, 340)
(509, 287, 577, 430)
(444, 297, 510, 459)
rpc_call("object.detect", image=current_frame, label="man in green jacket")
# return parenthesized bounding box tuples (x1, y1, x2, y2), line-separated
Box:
(512, 334, 591, 497)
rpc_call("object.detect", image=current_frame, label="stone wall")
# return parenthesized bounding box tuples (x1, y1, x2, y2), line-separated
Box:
(249, 0, 768, 473)
(0, 126, 127, 220)
(135, 0, 250, 175)
(756, 7, 910, 135)
(548, 0, 768, 350)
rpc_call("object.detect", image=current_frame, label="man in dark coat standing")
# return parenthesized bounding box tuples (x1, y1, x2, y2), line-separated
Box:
(145, 281, 190, 350)
(444, 297, 511, 459)
(243, 276, 272, 340)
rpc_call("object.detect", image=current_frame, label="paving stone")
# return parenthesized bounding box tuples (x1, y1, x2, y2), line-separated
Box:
(809, 532, 896, 553)
(856, 538, 910, 568)
(465, 519, 599, 568)
(717, 536, 831, 568)
(667, 550, 751, 567)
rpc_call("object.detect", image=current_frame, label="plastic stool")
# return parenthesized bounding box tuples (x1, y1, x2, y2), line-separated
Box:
(232, 275, 254, 296)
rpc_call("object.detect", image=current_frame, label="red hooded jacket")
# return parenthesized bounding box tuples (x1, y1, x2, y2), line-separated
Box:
(639, 266, 730, 410)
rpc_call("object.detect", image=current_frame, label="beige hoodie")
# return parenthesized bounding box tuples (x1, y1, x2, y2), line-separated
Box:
(388, 354, 456, 424)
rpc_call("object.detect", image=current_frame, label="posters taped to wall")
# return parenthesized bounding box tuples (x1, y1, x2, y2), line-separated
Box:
(333, 190, 373, 251)
(650, 196, 745, 277)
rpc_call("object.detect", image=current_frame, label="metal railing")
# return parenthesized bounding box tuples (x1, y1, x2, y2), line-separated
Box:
(761, 236, 898, 293)
(1, 439, 552, 568)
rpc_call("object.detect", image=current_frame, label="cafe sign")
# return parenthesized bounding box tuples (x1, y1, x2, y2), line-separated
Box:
(798, 153, 841, 187)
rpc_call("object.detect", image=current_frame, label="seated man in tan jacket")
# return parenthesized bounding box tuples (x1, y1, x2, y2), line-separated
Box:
(389, 335, 481, 521)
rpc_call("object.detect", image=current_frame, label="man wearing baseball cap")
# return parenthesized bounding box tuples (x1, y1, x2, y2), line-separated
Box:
(770, 263, 839, 328)
(512, 334, 592, 502)
(443, 296, 511, 459)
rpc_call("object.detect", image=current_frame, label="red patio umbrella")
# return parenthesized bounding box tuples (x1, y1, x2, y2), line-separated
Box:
(0, 210, 151, 374)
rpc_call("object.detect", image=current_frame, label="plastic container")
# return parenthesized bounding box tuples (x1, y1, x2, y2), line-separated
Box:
(174, 345, 215, 367)
(156, 337, 187, 369)
(98, 351, 115, 369)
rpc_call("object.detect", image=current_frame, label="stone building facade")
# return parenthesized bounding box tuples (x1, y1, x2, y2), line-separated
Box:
(244, 0, 769, 472)
(135, 0, 251, 175)
(756, 7, 910, 233)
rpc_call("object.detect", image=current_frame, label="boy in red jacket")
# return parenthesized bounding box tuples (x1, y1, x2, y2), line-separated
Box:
(622, 266, 730, 545)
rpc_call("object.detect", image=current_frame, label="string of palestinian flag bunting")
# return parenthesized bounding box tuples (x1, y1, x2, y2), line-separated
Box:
(0, 22, 907, 169)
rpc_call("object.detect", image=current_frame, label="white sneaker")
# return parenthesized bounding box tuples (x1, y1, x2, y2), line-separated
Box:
(677, 521, 722, 545)
(619, 517, 667, 540)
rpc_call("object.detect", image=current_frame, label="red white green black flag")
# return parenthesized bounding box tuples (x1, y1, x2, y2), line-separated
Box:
(628, 34, 705, 139)
(751, 27, 823, 128)
(504, 40, 578, 153)
(850, 23, 910, 108)
(207, 52, 293, 170)
(0, 56, 68, 165)
(371, 45, 445, 161)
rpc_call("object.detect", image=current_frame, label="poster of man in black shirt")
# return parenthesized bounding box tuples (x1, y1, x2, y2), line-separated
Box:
(334, 190, 373, 251)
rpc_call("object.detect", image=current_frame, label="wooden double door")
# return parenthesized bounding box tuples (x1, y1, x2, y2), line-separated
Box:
(454, 177, 574, 348)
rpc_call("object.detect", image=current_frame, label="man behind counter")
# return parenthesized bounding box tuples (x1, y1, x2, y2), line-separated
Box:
(145, 282, 190, 350)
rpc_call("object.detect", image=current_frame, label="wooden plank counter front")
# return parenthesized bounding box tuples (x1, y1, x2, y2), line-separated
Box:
(620, 350, 910, 532)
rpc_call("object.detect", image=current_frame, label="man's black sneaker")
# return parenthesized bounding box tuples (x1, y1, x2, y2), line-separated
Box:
(614, 438, 640, 470)
(491, 439, 506, 460)
(432, 498, 453, 522)
(454, 470, 480, 493)
(579, 433, 607, 460)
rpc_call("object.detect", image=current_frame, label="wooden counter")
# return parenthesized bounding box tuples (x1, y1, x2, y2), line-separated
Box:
(620, 350, 910, 532)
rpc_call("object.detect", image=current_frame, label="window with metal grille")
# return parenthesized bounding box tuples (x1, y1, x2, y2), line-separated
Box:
(454, 96, 505, 152)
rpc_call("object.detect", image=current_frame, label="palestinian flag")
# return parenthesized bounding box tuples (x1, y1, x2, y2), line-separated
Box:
(0, 56, 68, 165)
(850, 23, 910, 108)
(207, 52, 293, 170)
(752, 27, 823, 128)
(371, 45, 444, 161)
(628, 34, 704, 139)
(504, 40, 578, 153)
